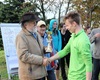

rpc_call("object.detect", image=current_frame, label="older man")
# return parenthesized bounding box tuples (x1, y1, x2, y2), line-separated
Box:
(16, 12, 48, 80)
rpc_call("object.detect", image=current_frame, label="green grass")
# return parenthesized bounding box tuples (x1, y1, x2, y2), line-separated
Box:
(0, 50, 8, 80)
(0, 50, 18, 80)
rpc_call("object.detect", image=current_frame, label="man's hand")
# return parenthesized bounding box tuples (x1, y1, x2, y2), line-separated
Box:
(43, 57, 51, 66)
(94, 33, 100, 38)
(52, 63, 58, 69)
(86, 72, 92, 80)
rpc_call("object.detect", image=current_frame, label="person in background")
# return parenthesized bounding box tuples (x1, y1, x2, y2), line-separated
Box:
(89, 27, 100, 80)
(59, 23, 71, 80)
(84, 26, 91, 37)
(48, 11, 92, 80)
(37, 20, 56, 80)
(84, 26, 94, 62)
(16, 12, 49, 80)
(49, 19, 62, 80)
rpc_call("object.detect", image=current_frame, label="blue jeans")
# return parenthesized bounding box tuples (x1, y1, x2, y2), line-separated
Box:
(92, 58, 100, 80)
(46, 70, 56, 80)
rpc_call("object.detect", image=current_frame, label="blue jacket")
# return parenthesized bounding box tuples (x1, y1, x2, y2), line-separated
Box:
(49, 19, 62, 52)
(42, 32, 56, 71)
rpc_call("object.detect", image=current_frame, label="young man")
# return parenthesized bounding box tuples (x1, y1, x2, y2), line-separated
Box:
(16, 12, 49, 80)
(48, 11, 92, 80)
(37, 20, 56, 80)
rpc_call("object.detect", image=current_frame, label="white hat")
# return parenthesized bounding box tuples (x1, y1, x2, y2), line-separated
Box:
(37, 20, 46, 27)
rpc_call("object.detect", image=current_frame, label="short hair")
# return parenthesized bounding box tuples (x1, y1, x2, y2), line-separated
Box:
(59, 23, 65, 28)
(20, 12, 38, 27)
(84, 26, 91, 31)
(64, 11, 81, 25)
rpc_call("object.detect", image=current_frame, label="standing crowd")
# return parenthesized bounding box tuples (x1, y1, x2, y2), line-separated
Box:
(16, 11, 100, 80)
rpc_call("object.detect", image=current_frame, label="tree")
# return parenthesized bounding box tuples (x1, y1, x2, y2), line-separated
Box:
(0, 0, 38, 50)
(65, 0, 71, 14)
(18, 0, 25, 3)
(0, 0, 38, 23)
(71, 0, 100, 28)
(0, 2, 4, 50)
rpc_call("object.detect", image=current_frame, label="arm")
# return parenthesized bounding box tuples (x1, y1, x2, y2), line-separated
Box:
(58, 30, 62, 51)
(89, 29, 96, 43)
(86, 72, 92, 80)
(16, 35, 43, 65)
(50, 37, 71, 62)
(90, 29, 100, 43)
(89, 29, 95, 43)
(80, 41, 92, 80)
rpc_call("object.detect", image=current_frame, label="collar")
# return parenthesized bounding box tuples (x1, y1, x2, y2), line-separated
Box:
(42, 32, 48, 38)
(22, 28, 32, 36)
(72, 29, 84, 37)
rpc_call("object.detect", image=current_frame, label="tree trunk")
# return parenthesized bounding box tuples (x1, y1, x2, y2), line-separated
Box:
(58, 3, 62, 25)
(41, 0, 46, 21)
(65, 0, 71, 15)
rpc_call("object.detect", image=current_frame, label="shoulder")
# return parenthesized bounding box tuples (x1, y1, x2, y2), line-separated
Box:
(91, 28, 99, 33)
(16, 30, 25, 38)
(57, 30, 61, 35)
(79, 33, 90, 45)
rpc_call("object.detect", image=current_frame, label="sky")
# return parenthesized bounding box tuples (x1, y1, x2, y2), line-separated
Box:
(0, 0, 66, 19)
(0, 0, 4, 1)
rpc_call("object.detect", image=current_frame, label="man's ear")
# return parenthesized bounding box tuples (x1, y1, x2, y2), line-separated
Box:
(24, 22, 28, 28)
(73, 21, 77, 27)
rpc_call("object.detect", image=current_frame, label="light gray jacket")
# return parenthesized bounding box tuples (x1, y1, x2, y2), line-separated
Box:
(89, 28, 100, 59)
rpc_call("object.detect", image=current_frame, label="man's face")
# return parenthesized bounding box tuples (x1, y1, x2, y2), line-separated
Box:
(87, 28, 91, 34)
(63, 24, 66, 31)
(25, 21, 37, 32)
(65, 19, 76, 33)
(37, 25, 46, 36)
(61, 24, 66, 32)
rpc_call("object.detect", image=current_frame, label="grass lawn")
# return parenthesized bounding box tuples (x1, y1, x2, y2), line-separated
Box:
(0, 50, 18, 80)
(0, 50, 8, 80)
(0, 50, 100, 80)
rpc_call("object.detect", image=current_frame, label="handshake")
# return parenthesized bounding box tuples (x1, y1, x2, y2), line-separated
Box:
(42, 57, 57, 69)
(43, 57, 51, 66)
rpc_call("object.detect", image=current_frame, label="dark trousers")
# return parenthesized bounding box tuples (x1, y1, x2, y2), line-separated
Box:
(36, 77, 45, 80)
(36, 70, 56, 80)
(59, 54, 70, 80)
(47, 70, 56, 80)
(92, 58, 100, 80)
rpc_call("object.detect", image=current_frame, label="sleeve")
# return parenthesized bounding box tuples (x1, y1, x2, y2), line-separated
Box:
(79, 40, 92, 72)
(16, 35, 43, 65)
(58, 37, 71, 58)
(58, 30, 62, 51)
(89, 29, 96, 43)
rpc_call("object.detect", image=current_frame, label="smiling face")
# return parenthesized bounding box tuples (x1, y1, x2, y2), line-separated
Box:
(64, 11, 81, 33)
(37, 24, 46, 36)
(65, 19, 77, 33)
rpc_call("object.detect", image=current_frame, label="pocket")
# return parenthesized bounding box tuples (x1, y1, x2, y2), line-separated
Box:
(28, 65, 32, 74)
(94, 50, 100, 56)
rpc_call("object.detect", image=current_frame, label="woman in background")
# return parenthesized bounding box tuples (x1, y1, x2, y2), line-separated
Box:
(49, 19, 62, 80)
